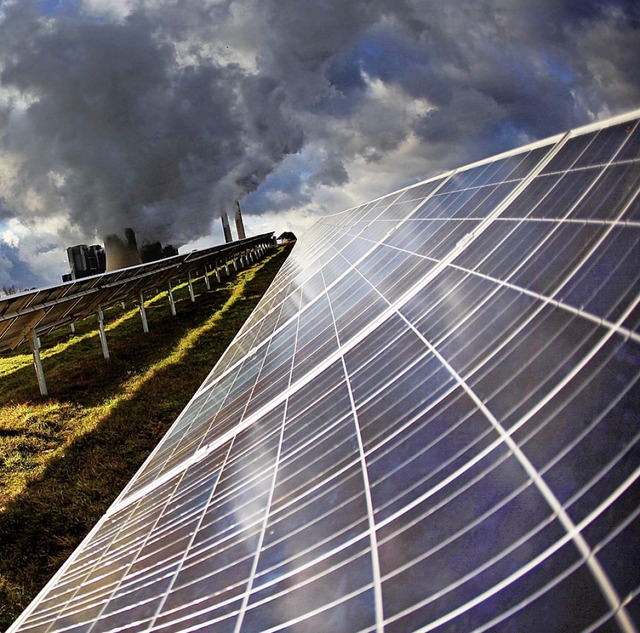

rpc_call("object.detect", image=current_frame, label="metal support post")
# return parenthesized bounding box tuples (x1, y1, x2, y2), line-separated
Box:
(187, 272, 196, 302)
(232, 259, 238, 272)
(224, 264, 230, 276)
(97, 308, 110, 360)
(215, 268, 221, 283)
(70, 322, 76, 333)
(167, 283, 176, 316)
(29, 333, 48, 396)
(139, 290, 149, 333)
(204, 268, 211, 290)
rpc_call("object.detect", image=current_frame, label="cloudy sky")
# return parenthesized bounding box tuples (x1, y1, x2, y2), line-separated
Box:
(0, 0, 638, 289)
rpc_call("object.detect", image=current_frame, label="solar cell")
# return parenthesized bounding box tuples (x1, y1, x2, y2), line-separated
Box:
(8, 109, 640, 632)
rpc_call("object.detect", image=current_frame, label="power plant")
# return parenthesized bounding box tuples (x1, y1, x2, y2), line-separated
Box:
(62, 244, 106, 282)
(63, 229, 182, 281)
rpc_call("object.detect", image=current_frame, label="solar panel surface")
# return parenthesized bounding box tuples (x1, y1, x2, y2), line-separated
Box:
(8, 110, 640, 632)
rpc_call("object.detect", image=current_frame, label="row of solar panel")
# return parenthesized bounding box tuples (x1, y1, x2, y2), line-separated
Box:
(0, 234, 274, 355)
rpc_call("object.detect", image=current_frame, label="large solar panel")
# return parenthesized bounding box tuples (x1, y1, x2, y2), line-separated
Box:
(8, 110, 640, 632)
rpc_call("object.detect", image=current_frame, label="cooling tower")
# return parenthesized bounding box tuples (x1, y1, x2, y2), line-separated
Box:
(104, 228, 142, 272)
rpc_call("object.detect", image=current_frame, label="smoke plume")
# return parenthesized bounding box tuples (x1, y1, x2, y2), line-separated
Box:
(0, 0, 639, 286)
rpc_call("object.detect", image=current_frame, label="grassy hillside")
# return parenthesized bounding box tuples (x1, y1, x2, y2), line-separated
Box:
(0, 244, 293, 630)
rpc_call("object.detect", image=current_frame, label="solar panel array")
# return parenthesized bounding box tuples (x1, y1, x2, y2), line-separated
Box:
(0, 234, 274, 355)
(9, 110, 640, 632)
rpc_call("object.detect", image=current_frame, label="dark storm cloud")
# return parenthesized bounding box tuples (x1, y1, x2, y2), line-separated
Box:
(0, 0, 639, 287)
(0, 1, 307, 244)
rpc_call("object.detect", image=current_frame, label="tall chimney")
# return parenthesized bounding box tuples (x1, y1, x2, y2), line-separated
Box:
(220, 205, 233, 243)
(234, 200, 247, 240)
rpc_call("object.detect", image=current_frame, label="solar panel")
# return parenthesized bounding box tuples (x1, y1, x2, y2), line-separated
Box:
(0, 235, 274, 395)
(8, 110, 640, 632)
(0, 234, 273, 356)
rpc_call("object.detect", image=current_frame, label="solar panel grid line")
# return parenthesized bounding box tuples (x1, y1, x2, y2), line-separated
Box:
(488, 216, 640, 226)
(229, 403, 287, 632)
(29, 479, 185, 632)
(96, 370, 376, 624)
(239, 531, 374, 626)
(366, 403, 498, 519)
(488, 161, 638, 302)
(359, 212, 634, 328)
(400, 270, 604, 392)
(321, 265, 385, 632)
(470, 292, 639, 451)
(461, 561, 591, 633)
(71, 475, 188, 630)
(559, 428, 640, 522)
(382, 508, 574, 631)
(107, 304, 292, 513)
(246, 194, 415, 325)
(335, 245, 636, 629)
(523, 365, 639, 496)
(378, 267, 637, 632)
(386, 526, 581, 632)
(447, 261, 640, 344)
(543, 194, 639, 303)
(116, 326, 278, 504)
(106, 366, 280, 517)
(142, 439, 237, 631)
(376, 465, 542, 578)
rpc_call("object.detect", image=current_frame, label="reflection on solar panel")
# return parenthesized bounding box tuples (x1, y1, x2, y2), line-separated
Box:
(9, 110, 640, 632)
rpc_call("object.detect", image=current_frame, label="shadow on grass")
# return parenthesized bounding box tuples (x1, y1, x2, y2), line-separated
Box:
(0, 246, 293, 630)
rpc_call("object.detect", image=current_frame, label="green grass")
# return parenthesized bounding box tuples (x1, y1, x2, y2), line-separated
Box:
(0, 244, 293, 630)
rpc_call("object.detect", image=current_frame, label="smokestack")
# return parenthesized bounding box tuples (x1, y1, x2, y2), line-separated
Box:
(105, 228, 142, 272)
(234, 200, 246, 240)
(220, 205, 233, 243)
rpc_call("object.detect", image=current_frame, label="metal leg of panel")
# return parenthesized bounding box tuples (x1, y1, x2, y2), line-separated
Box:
(70, 322, 76, 334)
(187, 273, 196, 302)
(215, 268, 221, 283)
(233, 259, 238, 272)
(29, 333, 48, 396)
(167, 284, 177, 316)
(139, 291, 149, 333)
(204, 269, 211, 290)
(225, 264, 230, 276)
(97, 308, 110, 360)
